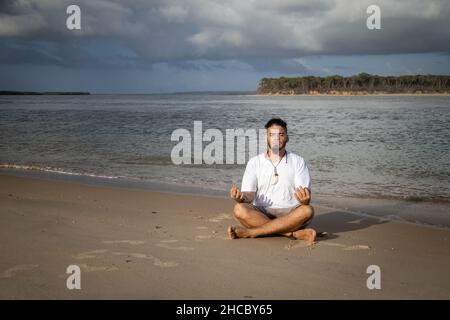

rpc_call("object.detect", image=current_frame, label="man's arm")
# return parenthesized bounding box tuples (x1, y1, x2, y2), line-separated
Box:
(293, 157, 312, 205)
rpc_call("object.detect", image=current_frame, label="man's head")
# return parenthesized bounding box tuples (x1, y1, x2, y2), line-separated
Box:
(265, 118, 288, 155)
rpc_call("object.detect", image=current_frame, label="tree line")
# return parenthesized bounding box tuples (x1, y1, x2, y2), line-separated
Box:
(257, 73, 450, 94)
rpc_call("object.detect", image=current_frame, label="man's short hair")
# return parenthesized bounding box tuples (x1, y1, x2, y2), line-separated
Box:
(265, 118, 287, 131)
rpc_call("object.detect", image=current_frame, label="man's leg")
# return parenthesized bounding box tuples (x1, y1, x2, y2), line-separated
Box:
(232, 203, 296, 238)
(232, 203, 271, 228)
(229, 204, 316, 244)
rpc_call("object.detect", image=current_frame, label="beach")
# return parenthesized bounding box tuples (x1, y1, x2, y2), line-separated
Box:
(2, 0, 450, 303)
(1, 173, 449, 299)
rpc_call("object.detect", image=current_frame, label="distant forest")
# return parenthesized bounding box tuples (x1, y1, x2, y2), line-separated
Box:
(256, 73, 450, 95)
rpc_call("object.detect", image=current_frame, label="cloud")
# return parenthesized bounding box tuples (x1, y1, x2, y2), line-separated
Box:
(0, 0, 449, 69)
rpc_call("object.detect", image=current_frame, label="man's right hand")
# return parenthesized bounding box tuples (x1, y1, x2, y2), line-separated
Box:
(230, 184, 246, 203)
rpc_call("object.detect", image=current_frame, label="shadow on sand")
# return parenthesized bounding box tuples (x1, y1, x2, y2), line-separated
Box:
(309, 210, 388, 242)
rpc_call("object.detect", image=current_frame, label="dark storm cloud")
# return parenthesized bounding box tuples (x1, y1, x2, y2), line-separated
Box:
(0, 0, 449, 68)
(320, 16, 450, 56)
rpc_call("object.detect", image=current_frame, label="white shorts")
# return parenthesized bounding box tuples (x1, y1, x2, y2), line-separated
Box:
(248, 204, 312, 228)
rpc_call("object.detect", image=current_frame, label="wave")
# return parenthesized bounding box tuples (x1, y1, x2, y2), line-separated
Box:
(2, 162, 449, 205)
(333, 191, 450, 204)
(0, 163, 123, 180)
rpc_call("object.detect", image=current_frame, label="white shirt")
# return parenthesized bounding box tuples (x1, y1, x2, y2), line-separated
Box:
(241, 151, 311, 209)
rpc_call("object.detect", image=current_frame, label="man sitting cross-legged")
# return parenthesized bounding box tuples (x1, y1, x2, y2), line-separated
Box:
(227, 118, 316, 245)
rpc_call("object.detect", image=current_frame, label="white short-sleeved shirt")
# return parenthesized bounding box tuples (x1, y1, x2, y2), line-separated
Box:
(241, 151, 311, 209)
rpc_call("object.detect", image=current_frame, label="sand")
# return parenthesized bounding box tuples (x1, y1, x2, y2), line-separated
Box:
(0, 174, 449, 299)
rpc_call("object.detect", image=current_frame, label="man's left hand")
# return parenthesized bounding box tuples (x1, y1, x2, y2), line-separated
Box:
(294, 186, 311, 205)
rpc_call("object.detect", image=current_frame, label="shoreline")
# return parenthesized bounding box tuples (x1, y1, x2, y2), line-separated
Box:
(1, 168, 449, 230)
(1, 168, 449, 231)
(0, 174, 449, 299)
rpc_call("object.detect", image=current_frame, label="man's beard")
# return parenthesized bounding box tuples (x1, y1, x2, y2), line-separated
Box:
(268, 143, 282, 156)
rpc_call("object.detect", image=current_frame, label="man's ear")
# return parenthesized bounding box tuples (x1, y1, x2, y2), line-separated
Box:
(286, 134, 289, 143)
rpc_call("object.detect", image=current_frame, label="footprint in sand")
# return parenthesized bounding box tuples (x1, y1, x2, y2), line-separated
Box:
(343, 245, 371, 251)
(0, 264, 39, 279)
(155, 243, 194, 251)
(197, 226, 208, 230)
(152, 258, 178, 268)
(73, 249, 108, 259)
(320, 242, 371, 250)
(113, 252, 147, 259)
(284, 241, 311, 250)
(208, 213, 232, 223)
(112, 252, 178, 268)
(78, 263, 119, 272)
(102, 240, 145, 245)
(73, 247, 178, 267)
(195, 235, 213, 242)
(320, 242, 347, 248)
(160, 239, 179, 243)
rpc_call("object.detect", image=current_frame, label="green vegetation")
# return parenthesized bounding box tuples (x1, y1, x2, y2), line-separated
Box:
(256, 73, 450, 95)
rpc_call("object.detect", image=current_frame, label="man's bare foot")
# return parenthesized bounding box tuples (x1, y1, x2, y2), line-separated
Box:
(228, 226, 252, 239)
(292, 228, 316, 245)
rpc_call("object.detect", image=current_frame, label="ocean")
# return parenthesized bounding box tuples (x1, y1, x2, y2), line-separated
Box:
(1, 93, 449, 228)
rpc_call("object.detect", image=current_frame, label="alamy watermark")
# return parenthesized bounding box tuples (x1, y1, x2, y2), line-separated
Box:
(366, 265, 381, 290)
(170, 121, 269, 165)
(66, 5, 81, 30)
(65, 4, 381, 33)
(367, 5, 381, 30)
(66, 264, 81, 290)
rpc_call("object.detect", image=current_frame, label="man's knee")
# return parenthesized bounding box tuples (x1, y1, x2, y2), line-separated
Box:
(233, 203, 250, 220)
(303, 204, 314, 220)
(294, 204, 314, 221)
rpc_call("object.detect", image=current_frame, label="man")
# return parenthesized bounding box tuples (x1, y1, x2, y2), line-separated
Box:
(228, 118, 316, 245)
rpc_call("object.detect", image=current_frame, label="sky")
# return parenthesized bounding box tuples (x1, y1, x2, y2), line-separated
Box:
(0, 0, 449, 93)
